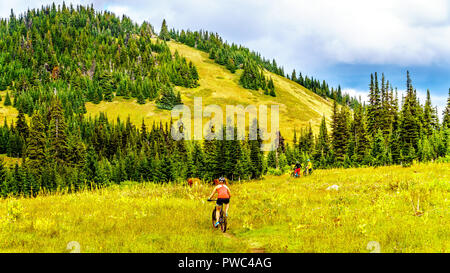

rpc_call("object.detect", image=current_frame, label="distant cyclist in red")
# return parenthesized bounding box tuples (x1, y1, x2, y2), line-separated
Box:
(294, 161, 302, 177)
(208, 177, 231, 227)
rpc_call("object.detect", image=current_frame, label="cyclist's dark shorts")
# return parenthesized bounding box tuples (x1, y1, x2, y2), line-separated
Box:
(216, 198, 230, 206)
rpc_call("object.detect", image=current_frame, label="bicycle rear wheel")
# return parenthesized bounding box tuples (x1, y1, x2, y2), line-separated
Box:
(212, 208, 218, 228)
(220, 209, 227, 233)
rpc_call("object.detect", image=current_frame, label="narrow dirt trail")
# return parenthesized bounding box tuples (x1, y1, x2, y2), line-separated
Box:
(220, 230, 266, 253)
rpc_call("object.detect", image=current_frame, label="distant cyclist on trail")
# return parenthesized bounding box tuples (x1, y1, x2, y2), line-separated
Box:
(306, 159, 313, 175)
(294, 161, 302, 177)
(208, 177, 231, 228)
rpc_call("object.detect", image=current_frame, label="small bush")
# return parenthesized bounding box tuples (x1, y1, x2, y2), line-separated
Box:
(7, 201, 23, 222)
(267, 168, 283, 176)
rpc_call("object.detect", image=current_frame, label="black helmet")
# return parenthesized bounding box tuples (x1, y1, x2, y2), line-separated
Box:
(219, 177, 225, 182)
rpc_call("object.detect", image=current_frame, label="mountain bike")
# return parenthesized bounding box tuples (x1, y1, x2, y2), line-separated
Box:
(291, 168, 302, 178)
(207, 199, 227, 233)
(303, 168, 313, 176)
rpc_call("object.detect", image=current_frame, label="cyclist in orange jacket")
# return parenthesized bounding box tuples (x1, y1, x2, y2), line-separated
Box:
(208, 177, 231, 227)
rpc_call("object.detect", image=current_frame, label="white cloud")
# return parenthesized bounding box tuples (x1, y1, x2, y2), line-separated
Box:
(3, 0, 450, 70)
(342, 89, 370, 103)
(1, 0, 449, 101)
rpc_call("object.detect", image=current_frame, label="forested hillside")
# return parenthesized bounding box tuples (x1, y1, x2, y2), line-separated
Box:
(0, 4, 449, 198)
(0, 3, 198, 115)
(276, 72, 450, 171)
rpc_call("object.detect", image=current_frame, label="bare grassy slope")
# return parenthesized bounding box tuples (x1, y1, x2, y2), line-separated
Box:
(85, 41, 334, 139)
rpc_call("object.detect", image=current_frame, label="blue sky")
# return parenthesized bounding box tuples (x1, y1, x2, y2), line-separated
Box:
(2, 0, 449, 116)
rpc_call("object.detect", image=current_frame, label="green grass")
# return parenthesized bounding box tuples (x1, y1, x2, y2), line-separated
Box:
(0, 90, 19, 126)
(0, 162, 448, 253)
(0, 154, 21, 166)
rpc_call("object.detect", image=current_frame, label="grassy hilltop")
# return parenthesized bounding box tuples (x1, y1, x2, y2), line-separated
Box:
(1, 162, 448, 253)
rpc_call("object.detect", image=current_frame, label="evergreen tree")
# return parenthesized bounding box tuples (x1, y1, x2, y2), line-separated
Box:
(137, 90, 146, 104)
(443, 89, 450, 128)
(203, 124, 218, 180)
(332, 106, 350, 163)
(27, 111, 47, 173)
(191, 141, 205, 178)
(314, 115, 330, 162)
(267, 149, 277, 169)
(268, 78, 276, 97)
(99, 70, 114, 102)
(66, 132, 87, 168)
(159, 19, 170, 41)
(156, 85, 182, 110)
(399, 71, 421, 156)
(371, 129, 387, 166)
(367, 73, 381, 136)
(248, 119, 263, 179)
(48, 97, 68, 164)
(423, 89, 434, 137)
(15, 110, 29, 141)
(351, 105, 370, 162)
(389, 129, 402, 165)
(226, 57, 236, 73)
(4, 91, 11, 106)
(0, 159, 6, 196)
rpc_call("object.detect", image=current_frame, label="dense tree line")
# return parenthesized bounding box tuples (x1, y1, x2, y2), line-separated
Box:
(267, 72, 450, 170)
(0, 4, 199, 114)
(289, 70, 360, 108)
(169, 28, 285, 76)
(0, 96, 267, 197)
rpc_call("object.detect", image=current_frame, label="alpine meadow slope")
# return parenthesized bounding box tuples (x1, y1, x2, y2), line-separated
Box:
(84, 40, 335, 140)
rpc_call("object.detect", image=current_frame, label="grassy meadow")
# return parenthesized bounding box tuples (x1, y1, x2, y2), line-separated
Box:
(0, 162, 448, 253)
(0, 90, 19, 126)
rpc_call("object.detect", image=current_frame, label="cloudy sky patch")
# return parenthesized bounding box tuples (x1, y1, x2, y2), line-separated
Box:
(1, 0, 449, 116)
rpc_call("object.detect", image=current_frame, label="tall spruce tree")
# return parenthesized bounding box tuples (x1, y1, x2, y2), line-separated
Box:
(0, 159, 6, 195)
(248, 118, 263, 179)
(48, 97, 68, 164)
(367, 73, 381, 136)
(399, 71, 421, 156)
(99, 70, 114, 102)
(423, 89, 434, 137)
(314, 115, 330, 163)
(332, 105, 350, 163)
(191, 141, 205, 178)
(443, 89, 450, 129)
(371, 129, 387, 166)
(351, 104, 370, 162)
(4, 92, 11, 106)
(27, 111, 47, 173)
(159, 19, 170, 41)
(15, 110, 29, 141)
(203, 124, 218, 180)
